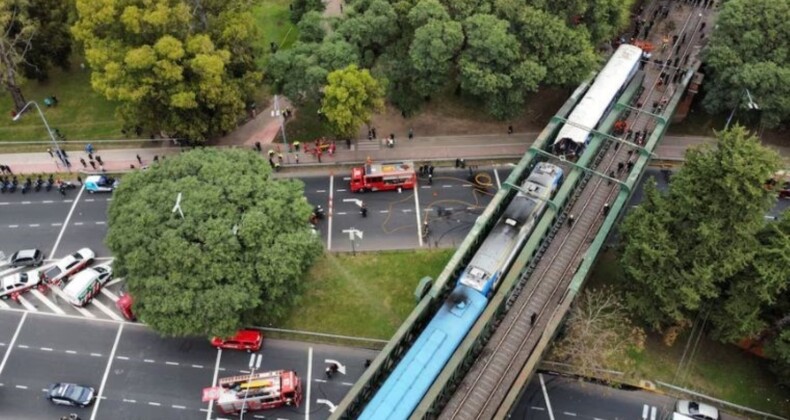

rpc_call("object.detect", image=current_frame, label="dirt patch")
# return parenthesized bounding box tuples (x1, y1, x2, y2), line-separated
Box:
(361, 87, 572, 139)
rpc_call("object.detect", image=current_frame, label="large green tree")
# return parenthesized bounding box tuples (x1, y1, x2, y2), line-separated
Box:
(22, 0, 73, 81)
(72, 0, 262, 142)
(106, 149, 322, 337)
(702, 0, 790, 129)
(321, 64, 385, 137)
(619, 126, 780, 329)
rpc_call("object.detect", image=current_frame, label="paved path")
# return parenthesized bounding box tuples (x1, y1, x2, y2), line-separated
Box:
(1, 133, 788, 176)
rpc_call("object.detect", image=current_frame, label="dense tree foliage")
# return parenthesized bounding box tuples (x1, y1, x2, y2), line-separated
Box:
(321, 64, 385, 138)
(270, 0, 629, 119)
(72, 0, 262, 142)
(106, 149, 322, 337)
(297, 11, 326, 43)
(289, 0, 325, 24)
(702, 0, 790, 129)
(550, 287, 645, 378)
(620, 127, 780, 330)
(0, 0, 73, 110)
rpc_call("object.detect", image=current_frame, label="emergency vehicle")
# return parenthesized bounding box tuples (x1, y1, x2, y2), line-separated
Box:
(350, 161, 416, 193)
(202, 370, 302, 415)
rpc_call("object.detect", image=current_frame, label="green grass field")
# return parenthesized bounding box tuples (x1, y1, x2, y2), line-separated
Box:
(0, 61, 122, 142)
(251, 0, 300, 69)
(278, 249, 454, 340)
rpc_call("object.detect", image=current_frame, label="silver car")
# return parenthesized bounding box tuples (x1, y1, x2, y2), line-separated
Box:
(676, 400, 720, 420)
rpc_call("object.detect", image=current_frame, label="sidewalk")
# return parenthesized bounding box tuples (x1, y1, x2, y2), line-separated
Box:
(0, 133, 765, 176)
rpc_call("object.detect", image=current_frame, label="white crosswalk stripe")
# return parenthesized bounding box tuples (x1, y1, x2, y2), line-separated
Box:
(28, 289, 66, 315)
(49, 286, 95, 318)
(91, 299, 124, 321)
(16, 295, 38, 312)
(0, 299, 10, 309)
(100, 288, 119, 302)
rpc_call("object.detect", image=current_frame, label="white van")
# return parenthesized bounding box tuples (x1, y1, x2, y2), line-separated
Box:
(62, 265, 113, 306)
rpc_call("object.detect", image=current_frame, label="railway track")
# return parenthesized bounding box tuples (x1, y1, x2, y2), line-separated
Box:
(437, 5, 709, 417)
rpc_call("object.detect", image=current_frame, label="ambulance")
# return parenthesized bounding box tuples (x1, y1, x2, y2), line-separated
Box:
(61, 265, 113, 306)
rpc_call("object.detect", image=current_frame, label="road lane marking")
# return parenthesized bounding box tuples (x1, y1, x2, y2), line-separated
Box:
(192, 364, 204, 369)
(336, 188, 346, 192)
(148, 402, 161, 406)
(8, 225, 18, 228)
(84, 199, 95, 202)
(402, 209, 412, 212)
(531, 406, 545, 410)
(90, 323, 123, 420)
(29, 288, 65, 314)
(95, 221, 106, 225)
(50, 185, 85, 258)
(16, 295, 38, 312)
(206, 349, 223, 420)
(40, 347, 53, 352)
(144, 359, 155, 363)
(42, 200, 53, 203)
(100, 288, 119, 302)
(306, 347, 312, 420)
(90, 353, 102, 357)
(50, 286, 96, 318)
(51, 223, 62, 227)
(494, 168, 502, 189)
(0, 299, 10, 309)
(420, 185, 431, 189)
(73, 222, 84, 226)
(15, 385, 27, 389)
(28, 224, 39, 227)
(336, 212, 346, 215)
(66, 350, 77, 354)
(166, 361, 179, 366)
(316, 189, 326, 193)
(0, 312, 27, 377)
(327, 175, 334, 251)
(92, 299, 124, 321)
(563, 412, 577, 416)
(379, 210, 389, 213)
(340, 382, 354, 386)
(539, 373, 556, 420)
(116, 356, 129, 360)
(172, 405, 186, 409)
(314, 379, 327, 383)
(123, 399, 136, 403)
(21, 201, 30, 204)
(414, 181, 423, 247)
(442, 185, 453, 188)
(17, 345, 29, 349)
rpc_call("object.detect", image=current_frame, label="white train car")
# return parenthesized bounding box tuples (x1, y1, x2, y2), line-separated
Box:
(553, 44, 642, 156)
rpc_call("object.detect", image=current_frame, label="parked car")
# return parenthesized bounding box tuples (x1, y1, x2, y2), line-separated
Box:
(84, 175, 119, 193)
(676, 400, 720, 420)
(8, 249, 44, 268)
(0, 270, 42, 300)
(61, 264, 113, 306)
(42, 248, 95, 284)
(46, 382, 95, 407)
(211, 329, 263, 352)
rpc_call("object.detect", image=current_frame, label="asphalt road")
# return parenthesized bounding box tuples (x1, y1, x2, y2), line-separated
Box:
(0, 311, 378, 420)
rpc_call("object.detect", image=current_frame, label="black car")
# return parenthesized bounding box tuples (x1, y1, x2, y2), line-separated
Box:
(46, 383, 95, 407)
(9, 249, 44, 268)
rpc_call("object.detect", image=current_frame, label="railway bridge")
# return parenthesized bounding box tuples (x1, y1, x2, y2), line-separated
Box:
(332, 2, 718, 419)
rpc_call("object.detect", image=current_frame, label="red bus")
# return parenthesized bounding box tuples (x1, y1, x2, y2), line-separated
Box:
(203, 370, 302, 415)
(350, 161, 417, 193)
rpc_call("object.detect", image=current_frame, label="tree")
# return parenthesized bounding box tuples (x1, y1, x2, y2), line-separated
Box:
(534, 0, 634, 46)
(297, 11, 326, 43)
(0, 0, 34, 110)
(458, 14, 545, 119)
(21, 0, 72, 81)
(321, 64, 385, 138)
(105, 149, 322, 337)
(289, 0, 325, 24)
(619, 126, 780, 329)
(702, 0, 790, 129)
(409, 20, 463, 96)
(72, 0, 262, 142)
(550, 287, 645, 378)
(335, 0, 399, 64)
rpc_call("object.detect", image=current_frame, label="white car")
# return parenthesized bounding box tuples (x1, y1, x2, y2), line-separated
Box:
(62, 264, 113, 306)
(0, 270, 42, 299)
(42, 248, 95, 284)
(676, 400, 720, 420)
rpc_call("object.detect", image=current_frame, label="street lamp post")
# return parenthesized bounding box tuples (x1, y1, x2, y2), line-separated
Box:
(12, 100, 68, 169)
(239, 353, 262, 420)
(724, 89, 759, 131)
(271, 95, 290, 162)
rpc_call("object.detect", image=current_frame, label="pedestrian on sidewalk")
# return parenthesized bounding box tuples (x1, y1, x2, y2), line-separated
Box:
(77, 176, 82, 185)
(428, 173, 433, 185)
(153, 155, 159, 163)
(408, 128, 413, 140)
(329, 141, 336, 156)
(136, 154, 142, 165)
(568, 214, 574, 227)
(278, 153, 283, 164)
(507, 125, 513, 135)
(268, 149, 275, 158)
(62, 149, 68, 159)
(47, 148, 53, 157)
(317, 149, 322, 163)
(255, 142, 262, 152)
(89, 160, 96, 170)
(96, 155, 103, 165)
(268, 158, 275, 169)
(79, 158, 87, 168)
(428, 164, 434, 176)
(617, 161, 625, 173)
(368, 130, 373, 141)
(294, 154, 299, 164)
(346, 139, 351, 149)
(603, 203, 610, 216)
(608, 170, 615, 184)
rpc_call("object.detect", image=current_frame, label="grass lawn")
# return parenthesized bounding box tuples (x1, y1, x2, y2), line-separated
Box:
(581, 250, 790, 417)
(0, 61, 122, 143)
(278, 100, 332, 144)
(251, 0, 300, 69)
(278, 249, 455, 340)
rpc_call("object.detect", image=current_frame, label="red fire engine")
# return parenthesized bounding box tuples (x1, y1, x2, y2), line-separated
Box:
(202, 370, 302, 415)
(350, 161, 416, 193)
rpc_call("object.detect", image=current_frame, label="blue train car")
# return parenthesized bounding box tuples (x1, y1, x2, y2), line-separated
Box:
(359, 284, 487, 420)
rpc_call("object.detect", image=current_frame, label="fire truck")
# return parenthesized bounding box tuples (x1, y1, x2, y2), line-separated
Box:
(350, 161, 416, 193)
(202, 370, 302, 415)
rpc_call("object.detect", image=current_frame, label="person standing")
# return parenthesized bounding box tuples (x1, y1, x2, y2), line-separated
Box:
(568, 214, 574, 227)
(80, 158, 87, 168)
(95, 155, 103, 165)
(360, 202, 367, 217)
(136, 154, 143, 164)
(47, 148, 53, 157)
(507, 125, 513, 135)
(408, 128, 413, 140)
(89, 160, 96, 170)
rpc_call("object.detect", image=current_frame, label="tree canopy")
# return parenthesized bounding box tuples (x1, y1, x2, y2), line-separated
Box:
(321, 64, 385, 138)
(619, 126, 781, 330)
(270, 0, 629, 119)
(72, 0, 262, 142)
(106, 149, 322, 337)
(702, 0, 790, 129)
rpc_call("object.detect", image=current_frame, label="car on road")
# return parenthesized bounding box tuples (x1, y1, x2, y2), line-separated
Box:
(42, 248, 95, 284)
(84, 175, 119, 193)
(46, 382, 95, 407)
(676, 400, 720, 420)
(211, 329, 263, 352)
(62, 264, 113, 306)
(0, 270, 42, 299)
(8, 249, 44, 268)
